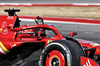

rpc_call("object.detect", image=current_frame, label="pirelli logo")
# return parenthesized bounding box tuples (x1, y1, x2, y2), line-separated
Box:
(0, 42, 10, 54)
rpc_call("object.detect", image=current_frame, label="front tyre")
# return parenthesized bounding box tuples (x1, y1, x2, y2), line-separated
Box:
(40, 40, 84, 66)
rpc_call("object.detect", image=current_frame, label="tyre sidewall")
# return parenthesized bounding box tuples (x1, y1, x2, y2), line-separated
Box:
(40, 41, 72, 66)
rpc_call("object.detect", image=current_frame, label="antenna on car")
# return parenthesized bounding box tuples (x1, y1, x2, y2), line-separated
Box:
(4, 8, 20, 16)
(35, 16, 44, 25)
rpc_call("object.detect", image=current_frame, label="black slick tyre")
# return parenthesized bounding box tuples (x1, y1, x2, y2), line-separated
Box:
(40, 40, 84, 66)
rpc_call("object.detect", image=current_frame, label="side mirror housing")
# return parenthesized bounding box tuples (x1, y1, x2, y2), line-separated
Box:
(69, 32, 77, 37)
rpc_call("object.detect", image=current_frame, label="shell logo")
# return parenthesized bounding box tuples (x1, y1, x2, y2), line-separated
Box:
(47, 40, 52, 44)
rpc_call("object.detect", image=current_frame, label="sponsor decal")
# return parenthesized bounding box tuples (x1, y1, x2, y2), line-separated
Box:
(3, 28, 8, 34)
(67, 54, 71, 66)
(81, 56, 98, 66)
(9, 24, 13, 27)
(1, 21, 7, 28)
(83, 59, 92, 66)
(47, 40, 52, 44)
(11, 44, 16, 48)
(7, 16, 14, 20)
(90, 43, 100, 47)
(0, 42, 9, 54)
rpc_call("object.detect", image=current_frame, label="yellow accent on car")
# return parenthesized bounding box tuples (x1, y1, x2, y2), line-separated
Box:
(0, 28, 3, 31)
(0, 42, 10, 53)
(47, 40, 52, 44)
(97, 50, 99, 52)
(30, 29, 32, 31)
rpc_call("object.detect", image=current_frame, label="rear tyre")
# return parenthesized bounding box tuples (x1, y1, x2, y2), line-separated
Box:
(40, 40, 84, 66)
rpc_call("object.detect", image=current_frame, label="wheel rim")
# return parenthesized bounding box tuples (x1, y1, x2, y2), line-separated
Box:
(51, 58, 59, 66)
(46, 50, 65, 66)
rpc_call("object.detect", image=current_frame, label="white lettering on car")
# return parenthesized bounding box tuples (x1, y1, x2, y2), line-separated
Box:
(3, 28, 8, 34)
(1, 21, 7, 28)
(84, 59, 92, 66)
(7, 16, 14, 20)
(11, 44, 16, 48)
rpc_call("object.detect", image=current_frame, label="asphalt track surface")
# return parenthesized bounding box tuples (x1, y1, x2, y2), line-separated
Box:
(1, 0, 100, 3)
(21, 21, 100, 43)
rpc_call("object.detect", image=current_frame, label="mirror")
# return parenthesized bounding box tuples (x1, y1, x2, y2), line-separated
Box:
(69, 32, 77, 37)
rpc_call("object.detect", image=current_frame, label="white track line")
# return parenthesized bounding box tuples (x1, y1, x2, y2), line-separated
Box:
(1, 3, 100, 6)
(73, 3, 100, 5)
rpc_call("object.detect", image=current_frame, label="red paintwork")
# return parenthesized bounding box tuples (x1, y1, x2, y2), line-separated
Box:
(77, 39, 100, 55)
(46, 50, 65, 66)
(0, 15, 16, 39)
(0, 15, 99, 65)
(81, 56, 98, 66)
(0, 15, 63, 56)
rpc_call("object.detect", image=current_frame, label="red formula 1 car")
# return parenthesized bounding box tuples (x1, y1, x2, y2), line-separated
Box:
(0, 9, 99, 66)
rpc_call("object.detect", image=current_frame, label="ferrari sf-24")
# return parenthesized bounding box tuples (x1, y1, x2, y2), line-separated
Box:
(0, 9, 99, 66)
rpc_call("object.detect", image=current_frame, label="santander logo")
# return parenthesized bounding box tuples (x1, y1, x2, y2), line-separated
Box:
(84, 59, 92, 66)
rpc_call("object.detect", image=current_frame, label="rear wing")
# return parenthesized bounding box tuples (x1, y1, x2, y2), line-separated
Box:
(4, 8, 20, 16)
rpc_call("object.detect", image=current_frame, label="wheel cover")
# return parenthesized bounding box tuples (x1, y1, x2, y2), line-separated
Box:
(46, 50, 65, 66)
